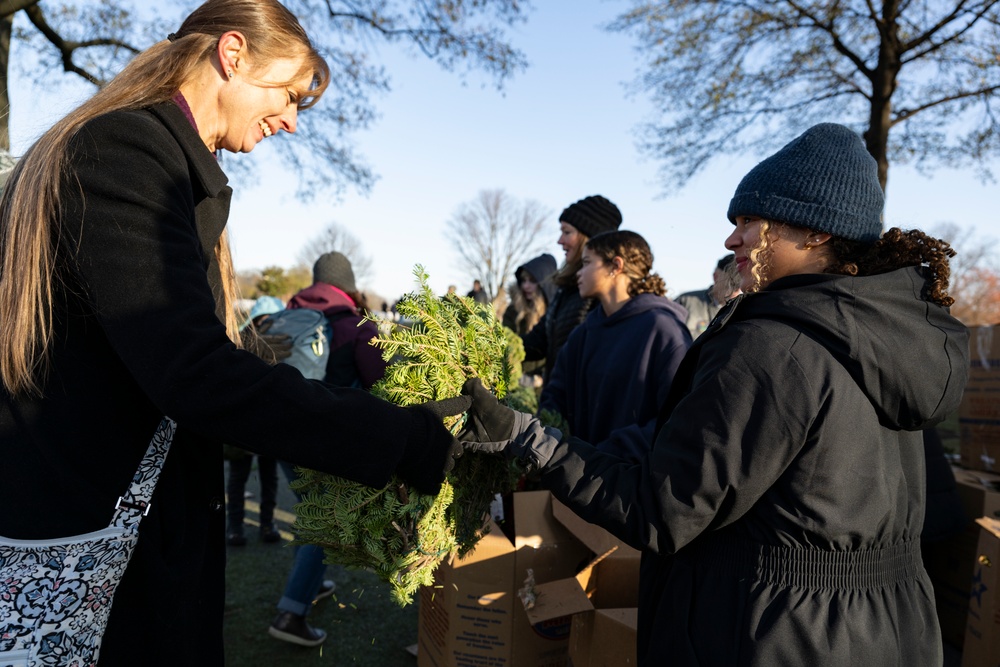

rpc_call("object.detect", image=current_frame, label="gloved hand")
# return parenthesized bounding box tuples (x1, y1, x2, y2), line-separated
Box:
(395, 395, 472, 495)
(258, 333, 293, 364)
(245, 319, 293, 365)
(459, 377, 517, 442)
(458, 378, 563, 472)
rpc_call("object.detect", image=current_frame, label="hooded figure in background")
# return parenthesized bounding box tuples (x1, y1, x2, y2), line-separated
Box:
(503, 253, 558, 388)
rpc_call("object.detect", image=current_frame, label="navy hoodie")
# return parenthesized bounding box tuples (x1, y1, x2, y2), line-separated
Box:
(540, 293, 691, 461)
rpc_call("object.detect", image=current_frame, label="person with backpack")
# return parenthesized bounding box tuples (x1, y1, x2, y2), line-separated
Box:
(457, 124, 968, 665)
(266, 251, 388, 646)
(0, 2, 467, 663)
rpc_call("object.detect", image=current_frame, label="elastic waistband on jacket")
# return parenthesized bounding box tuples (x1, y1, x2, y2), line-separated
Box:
(709, 538, 925, 590)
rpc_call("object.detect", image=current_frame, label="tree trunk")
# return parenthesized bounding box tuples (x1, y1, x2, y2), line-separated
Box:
(864, 1, 902, 193)
(0, 13, 12, 152)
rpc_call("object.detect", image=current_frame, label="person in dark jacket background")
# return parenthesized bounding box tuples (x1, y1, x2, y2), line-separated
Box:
(540, 230, 690, 461)
(0, 2, 466, 664)
(675, 253, 740, 339)
(466, 279, 490, 305)
(522, 195, 622, 383)
(225, 295, 287, 547)
(503, 253, 557, 337)
(503, 253, 557, 389)
(459, 123, 969, 666)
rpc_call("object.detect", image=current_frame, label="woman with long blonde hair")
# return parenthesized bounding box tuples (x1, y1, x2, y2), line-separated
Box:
(0, 1, 465, 663)
(503, 252, 557, 387)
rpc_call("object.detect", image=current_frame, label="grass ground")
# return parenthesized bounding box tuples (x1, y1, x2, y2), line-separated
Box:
(222, 462, 419, 667)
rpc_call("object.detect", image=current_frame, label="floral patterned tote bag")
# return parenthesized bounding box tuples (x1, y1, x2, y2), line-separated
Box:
(0, 418, 176, 667)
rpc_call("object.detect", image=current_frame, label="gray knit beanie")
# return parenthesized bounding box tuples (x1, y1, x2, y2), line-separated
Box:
(727, 123, 884, 242)
(559, 195, 623, 239)
(312, 251, 357, 292)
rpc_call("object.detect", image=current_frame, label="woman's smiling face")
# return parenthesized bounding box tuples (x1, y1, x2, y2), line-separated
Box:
(217, 56, 313, 154)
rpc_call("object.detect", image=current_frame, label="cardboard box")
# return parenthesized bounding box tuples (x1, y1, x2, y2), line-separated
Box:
(924, 468, 1000, 647)
(524, 500, 641, 667)
(961, 517, 1000, 667)
(417, 491, 591, 667)
(959, 325, 1000, 473)
(568, 609, 638, 667)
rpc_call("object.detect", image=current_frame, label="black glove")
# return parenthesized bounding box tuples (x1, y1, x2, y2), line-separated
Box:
(395, 395, 472, 495)
(243, 319, 293, 365)
(458, 378, 516, 442)
(258, 333, 293, 364)
(459, 378, 563, 471)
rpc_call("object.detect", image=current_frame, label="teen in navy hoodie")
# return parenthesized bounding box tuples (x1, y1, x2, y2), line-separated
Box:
(539, 230, 690, 462)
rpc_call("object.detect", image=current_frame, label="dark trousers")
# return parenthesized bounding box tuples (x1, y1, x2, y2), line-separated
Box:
(226, 453, 278, 532)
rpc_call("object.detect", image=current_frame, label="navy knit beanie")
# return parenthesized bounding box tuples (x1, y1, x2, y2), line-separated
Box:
(727, 123, 884, 242)
(559, 195, 623, 239)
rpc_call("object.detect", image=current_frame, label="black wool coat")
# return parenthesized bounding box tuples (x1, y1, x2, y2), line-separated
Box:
(521, 283, 593, 382)
(540, 268, 969, 666)
(0, 103, 436, 665)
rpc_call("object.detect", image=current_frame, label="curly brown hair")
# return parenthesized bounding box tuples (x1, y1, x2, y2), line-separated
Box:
(824, 227, 955, 306)
(585, 230, 667, 297)
(746, 223, 955, 306)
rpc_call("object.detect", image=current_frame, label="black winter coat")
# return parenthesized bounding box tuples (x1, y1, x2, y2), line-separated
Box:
(521, 283, 592, 382)
(0, 103, 440, 665)
(539, 268, 969, 666)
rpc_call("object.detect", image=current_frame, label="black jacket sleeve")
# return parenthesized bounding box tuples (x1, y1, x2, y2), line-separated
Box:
(521, 312, 548, 362)
(60, 110, 444, 489)
(539, 321, 818, 554)
(921, 427, 968, 542)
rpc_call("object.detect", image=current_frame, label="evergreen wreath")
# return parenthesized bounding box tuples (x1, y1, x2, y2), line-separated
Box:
(290, 267, 522, 605)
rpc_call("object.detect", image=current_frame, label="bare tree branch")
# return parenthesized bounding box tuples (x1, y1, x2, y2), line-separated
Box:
(23, 2, 139, 86)
(0, 0, 37, 16)
(297, 221, 375, 287)
(2, 0, 530, 199)
(612, 0, 1000, 192)
(445, 189, 551, 304)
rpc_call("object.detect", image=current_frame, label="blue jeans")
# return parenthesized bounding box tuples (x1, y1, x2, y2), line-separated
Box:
(277, 460, 329, 617)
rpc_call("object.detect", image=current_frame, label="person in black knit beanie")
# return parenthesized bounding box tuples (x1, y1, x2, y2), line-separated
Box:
(521, 194, 622, 385)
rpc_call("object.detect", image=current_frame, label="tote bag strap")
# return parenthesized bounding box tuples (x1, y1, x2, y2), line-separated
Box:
(110, 417, 178, 530)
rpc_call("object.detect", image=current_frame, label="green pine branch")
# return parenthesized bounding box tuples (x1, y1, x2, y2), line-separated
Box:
(291, 266, 521, 605)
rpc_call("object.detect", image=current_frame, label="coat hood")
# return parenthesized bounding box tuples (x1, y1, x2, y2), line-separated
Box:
(586, 293, 689, 329)
(516, 254, 558, 304)
(723, 266, 968, 431)
(287, 282, 357, 317)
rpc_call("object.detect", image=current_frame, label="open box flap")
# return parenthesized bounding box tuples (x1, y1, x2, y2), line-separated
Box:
(976, 515, 1000, 539)
(551, 498, 639, 561)
(524, 577, 594, 624)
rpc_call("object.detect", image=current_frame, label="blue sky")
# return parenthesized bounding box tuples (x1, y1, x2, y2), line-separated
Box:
(10, 1, 996, 302)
